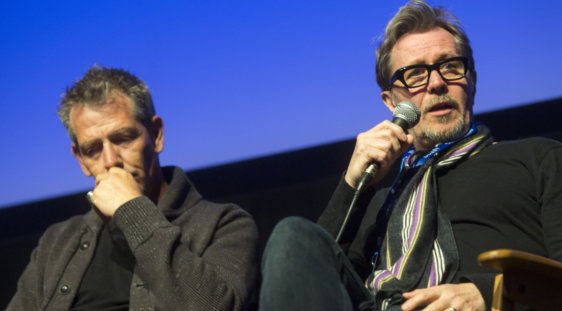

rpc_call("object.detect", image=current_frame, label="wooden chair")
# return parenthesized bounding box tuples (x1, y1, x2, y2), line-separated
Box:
(478, 249, 562, 311)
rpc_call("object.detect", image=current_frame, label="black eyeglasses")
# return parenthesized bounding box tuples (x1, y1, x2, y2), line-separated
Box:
(388, 56, 471, 90)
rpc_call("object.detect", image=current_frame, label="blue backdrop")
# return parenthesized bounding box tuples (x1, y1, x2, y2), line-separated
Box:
(1, 0, 561, 208)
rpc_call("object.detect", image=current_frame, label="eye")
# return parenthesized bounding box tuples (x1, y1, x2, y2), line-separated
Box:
(80, 143, 102, 157)
(408, 68, 426, 77)
(110, 129, 140, 145)
(404, 67, 428, 85)
(114, 134, 134, 144)
(441, 60, 462, 72)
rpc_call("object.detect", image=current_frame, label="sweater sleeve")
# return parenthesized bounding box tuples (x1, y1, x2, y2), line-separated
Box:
(538, 145, 562, 261)
(317, 174, 376, 255)
(457, 273, 496, 309)
(113, 196, 258, 311)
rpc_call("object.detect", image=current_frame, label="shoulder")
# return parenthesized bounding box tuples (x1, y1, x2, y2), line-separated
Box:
(173, 199, 258, 253)
(494, 137, 561, 149)
(482, 137, 562, 159)
(465, 137, 562, 181)
(40, 213, 90, 240)
(31, 212, 95, 260)
(189, 199, 256, 228)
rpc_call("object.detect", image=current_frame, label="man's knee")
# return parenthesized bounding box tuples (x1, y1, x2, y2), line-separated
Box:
(267, 217, 331, 247)
(271, 216, 313, 237)
(263, 216, 337, 264)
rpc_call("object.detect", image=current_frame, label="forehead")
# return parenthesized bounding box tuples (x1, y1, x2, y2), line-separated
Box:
(69, 94, 138, 141)
(390, 27, 458, 70)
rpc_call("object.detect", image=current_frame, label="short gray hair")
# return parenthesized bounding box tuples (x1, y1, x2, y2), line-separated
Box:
(376, 0, 474, 91)
(58, 65, 155, 143)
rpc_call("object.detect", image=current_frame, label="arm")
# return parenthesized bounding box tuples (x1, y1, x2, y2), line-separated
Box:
(319, 121, 412, 249)
(317, 175, 374, 242)
(114, 197, 258, 311)
(90, 167, 258, 309)
(538, 145, 562, 261)
(6, 248, 42, 310)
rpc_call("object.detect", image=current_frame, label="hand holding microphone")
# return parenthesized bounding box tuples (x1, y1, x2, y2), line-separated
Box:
(345, 101, 420, 191)
(336, 101, 420, 242)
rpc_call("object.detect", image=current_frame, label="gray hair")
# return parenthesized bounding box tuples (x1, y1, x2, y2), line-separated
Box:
(376, 0, 474, 91)
(58, 65, 155, 143)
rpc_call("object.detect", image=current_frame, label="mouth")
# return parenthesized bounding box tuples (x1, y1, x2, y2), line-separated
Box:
(426, 102, 456, 117)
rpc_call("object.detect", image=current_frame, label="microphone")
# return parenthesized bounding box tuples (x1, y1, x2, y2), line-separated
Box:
(355, 100, 420, 192)
(335, 101, 420, 243)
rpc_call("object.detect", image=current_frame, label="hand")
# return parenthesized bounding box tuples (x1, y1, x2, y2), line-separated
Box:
(89, 167, 143, 218)
(344, 120, 414, 188)
(401, 283, 485, 311)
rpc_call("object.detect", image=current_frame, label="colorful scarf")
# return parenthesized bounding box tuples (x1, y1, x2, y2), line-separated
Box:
(366, 124, 493, 310)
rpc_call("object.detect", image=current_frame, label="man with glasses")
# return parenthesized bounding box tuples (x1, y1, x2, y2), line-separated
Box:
(259, 1, 562, 310)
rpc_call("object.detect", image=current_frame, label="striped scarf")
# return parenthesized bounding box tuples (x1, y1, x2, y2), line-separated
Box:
(366, 124, 493, 310)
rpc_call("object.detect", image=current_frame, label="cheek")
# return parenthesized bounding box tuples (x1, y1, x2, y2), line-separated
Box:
(458, 87, 474, 112)
(80, 159, 104, 178)
(409, 122, 425, 136)
(126, 147, 148, 168)
(134, 140, 158, 169)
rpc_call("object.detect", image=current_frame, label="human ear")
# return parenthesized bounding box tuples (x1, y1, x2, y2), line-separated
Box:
(381, 90, 397, 113)
(150, 115, 164, 154)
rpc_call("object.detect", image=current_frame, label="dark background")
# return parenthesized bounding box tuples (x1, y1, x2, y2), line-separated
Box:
(1, 97, 561, 308)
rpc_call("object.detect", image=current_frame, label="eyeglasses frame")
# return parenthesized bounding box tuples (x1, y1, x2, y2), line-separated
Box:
(388, 56, 472, 90)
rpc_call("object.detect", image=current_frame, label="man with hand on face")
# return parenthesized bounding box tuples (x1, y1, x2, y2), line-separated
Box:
(7, 66, 259, 311)
(259, 1, 562, 311)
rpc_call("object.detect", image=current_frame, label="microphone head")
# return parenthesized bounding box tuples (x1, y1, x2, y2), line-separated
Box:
(392, 101, 420, 130)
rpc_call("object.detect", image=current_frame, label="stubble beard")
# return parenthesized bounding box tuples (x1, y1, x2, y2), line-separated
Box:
(417, 96, 469, 146)
(420, 115, 467, 145)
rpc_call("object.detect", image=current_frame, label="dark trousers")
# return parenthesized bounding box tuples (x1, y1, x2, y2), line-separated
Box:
(259, 217, 379, 311)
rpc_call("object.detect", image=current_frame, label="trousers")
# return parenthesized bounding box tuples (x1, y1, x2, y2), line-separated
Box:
(259, 217, 382, 311)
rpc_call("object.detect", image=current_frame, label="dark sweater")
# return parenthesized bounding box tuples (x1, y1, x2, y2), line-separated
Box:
(7, 166, 259, 311)
(318, 137, 562, 308)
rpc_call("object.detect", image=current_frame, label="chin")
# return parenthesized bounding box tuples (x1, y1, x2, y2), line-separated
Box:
(421, 119, 468, 145)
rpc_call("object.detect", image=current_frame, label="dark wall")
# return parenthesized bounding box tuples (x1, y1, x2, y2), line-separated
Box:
(1, 97, 561, 308)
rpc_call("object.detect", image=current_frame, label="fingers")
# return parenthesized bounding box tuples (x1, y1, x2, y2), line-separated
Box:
(401, 287, 441, 311)
(90, 167, 143, 218)
(94, 167, 131, 185)
(401, 284, 486, 311)
(345, 121, 413, 188)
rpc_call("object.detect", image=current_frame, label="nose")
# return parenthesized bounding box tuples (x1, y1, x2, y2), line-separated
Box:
(427, 69, 447, 94)
(102, 143, 123, 170)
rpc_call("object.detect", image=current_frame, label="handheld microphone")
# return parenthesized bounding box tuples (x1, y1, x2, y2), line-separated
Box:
(355, 101, 420, 192)
(335, 101, 420, 243)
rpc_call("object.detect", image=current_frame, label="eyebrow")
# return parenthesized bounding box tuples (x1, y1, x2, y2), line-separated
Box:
(78, 126, 141, 150)
(408, 53, 460, 66)
(108, 127, 141, 139)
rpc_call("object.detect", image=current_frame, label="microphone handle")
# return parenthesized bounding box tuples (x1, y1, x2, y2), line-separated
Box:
(356, 162, 378, 192)
(392, 116, 410, 132)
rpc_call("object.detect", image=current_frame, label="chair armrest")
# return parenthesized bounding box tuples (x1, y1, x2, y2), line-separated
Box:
(478, 249, 562, 279)
(478, 249, 562, 310)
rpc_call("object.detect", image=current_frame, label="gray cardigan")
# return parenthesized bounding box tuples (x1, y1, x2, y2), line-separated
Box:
(7, 166, 259, 311)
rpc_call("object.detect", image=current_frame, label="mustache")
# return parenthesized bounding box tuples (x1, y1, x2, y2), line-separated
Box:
(423, 95, 460, 114)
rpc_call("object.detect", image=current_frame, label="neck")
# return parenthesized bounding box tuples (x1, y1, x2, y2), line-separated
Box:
(413, 122, 476, 152)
